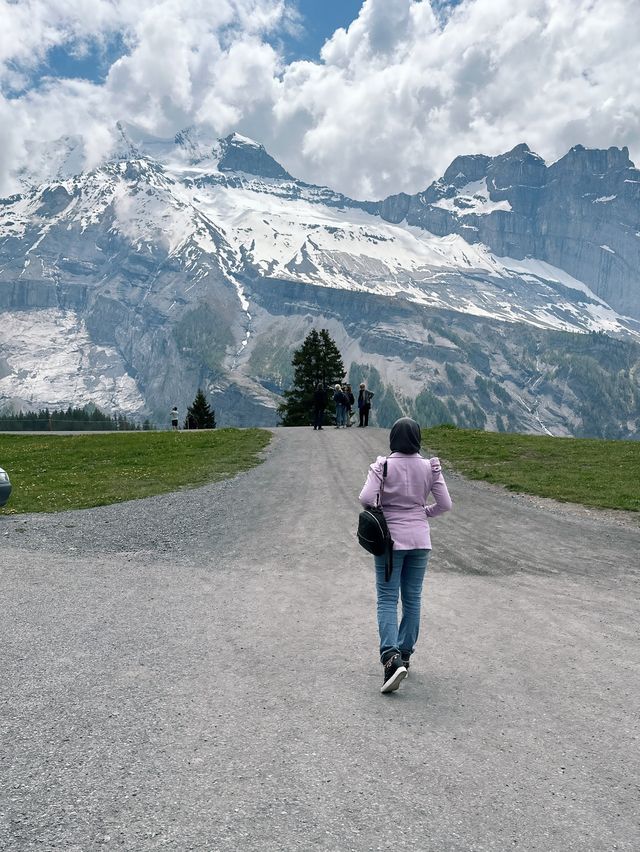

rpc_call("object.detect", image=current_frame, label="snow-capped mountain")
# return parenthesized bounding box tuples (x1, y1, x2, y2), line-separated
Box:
(1, 126, 639, 436)
(379, 142, 640, 320)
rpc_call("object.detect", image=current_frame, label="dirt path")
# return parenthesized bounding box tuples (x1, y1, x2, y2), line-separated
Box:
(1, 427, 638, 851)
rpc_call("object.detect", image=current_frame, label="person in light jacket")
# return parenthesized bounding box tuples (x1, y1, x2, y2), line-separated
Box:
(359, 417, 452, 694)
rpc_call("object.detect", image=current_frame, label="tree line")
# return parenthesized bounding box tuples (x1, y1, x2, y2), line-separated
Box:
(0, 405, 150, 431)
(0, 389, 218, 433)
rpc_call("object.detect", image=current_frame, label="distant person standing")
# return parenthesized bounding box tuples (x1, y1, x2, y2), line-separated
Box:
(333, 384, 348, 428)
(358, 383, 374, 427)
(313, 383, 328, 430)
(170, 406, 179, 430)
(345, 384, 355, 427)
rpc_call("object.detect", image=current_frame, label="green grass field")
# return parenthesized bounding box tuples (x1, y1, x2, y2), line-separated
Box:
(1, 425, 638, 515)
(423, 425, 640, 512)
(0, 429, 272, 514)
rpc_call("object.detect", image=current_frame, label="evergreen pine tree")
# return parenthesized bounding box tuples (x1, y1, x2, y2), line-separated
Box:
(186, 389, 216, 429)
(278, 328, 346, 426)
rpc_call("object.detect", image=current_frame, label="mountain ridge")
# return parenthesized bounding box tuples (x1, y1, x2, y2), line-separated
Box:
(378, 141, 640, 319)
(1, 126, 639, 437)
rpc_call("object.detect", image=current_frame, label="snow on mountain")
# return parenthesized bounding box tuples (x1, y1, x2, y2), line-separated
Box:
(226, 132, 262, 149)
(3, 155, 237, 273)
(1, 126, 639, 436)
(0, 148, 254, 421)
(431, 178, 513, 215)
(168, 164, 639, 339)
(18, 135, 88, 189)
(0, 309, 144, 414)
(381, 142, 640, 321)
(23, 124, 605, 341)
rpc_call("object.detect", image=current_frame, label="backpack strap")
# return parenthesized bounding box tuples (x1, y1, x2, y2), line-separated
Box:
(376, 458, 388, 508)
(385, 534, 393, 583)
(373, 457, 393, 581)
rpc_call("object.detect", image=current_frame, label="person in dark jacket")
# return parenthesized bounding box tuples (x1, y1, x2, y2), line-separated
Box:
(333, 384, 348, 428)
(312, 383, 328, 430)
(357, 383, 373, 427)
(345, 384, 355, 426)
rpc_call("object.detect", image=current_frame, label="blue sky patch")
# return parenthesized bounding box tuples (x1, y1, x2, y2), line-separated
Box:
(11, 2, 367, 95)
(283, 0, 365, 60)
(44, 35, 127, 85)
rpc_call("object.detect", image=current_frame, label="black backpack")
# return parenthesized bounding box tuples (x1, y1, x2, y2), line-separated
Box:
(357, 459, 394, 581)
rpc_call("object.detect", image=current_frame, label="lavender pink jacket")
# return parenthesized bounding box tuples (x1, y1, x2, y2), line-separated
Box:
(359, 453, 452, 550)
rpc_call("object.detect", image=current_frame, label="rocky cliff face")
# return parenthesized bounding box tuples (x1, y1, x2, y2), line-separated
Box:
(0, 128, 638, 437)
(0, 155, 257, 424)
(379, 143, 640, 319)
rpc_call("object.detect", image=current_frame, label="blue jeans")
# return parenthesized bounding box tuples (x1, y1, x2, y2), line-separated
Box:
(335, 404, 346, 426)
(374, 549, 430, 662)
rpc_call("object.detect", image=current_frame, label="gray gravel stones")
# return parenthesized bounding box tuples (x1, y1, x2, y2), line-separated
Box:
(1, 428, 639, 851)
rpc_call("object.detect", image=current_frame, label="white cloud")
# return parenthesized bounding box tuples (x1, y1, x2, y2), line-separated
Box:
(274, 0, 640, 197)
(1, 0, 639, 198)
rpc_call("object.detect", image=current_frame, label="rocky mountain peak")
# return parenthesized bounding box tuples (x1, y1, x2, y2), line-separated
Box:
(114, 121, 217, 170)
(442, 154, 491, 186)
(173, 126, 218, 163)
(36, 184, 74, 217)
(217, 133, 293, 180)
(505, 142, 533, 157)
(549, 144, 632, 177)
(376, 140, 640, 320)
(486, 143, 547, 192)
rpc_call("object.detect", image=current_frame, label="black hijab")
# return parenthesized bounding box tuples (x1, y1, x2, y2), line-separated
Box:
(389, 417, 421, 454)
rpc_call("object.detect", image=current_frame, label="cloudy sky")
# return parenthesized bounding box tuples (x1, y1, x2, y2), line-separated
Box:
(1, 0, 639, 198)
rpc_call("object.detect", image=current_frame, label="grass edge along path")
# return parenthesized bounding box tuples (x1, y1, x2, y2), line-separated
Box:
(423, 425, 640, 513)
(0, 429, 272, 515)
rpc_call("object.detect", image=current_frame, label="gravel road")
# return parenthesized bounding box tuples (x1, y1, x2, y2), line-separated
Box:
(1, 427, 638, 851)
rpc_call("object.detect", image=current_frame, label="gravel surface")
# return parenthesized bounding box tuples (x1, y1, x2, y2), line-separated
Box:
(1, 427, 638, 851)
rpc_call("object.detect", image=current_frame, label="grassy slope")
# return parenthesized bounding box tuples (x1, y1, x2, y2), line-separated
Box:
(423, 426, 640, 512)
(2, 425, 637, 515)
(0, 429, 271, 514)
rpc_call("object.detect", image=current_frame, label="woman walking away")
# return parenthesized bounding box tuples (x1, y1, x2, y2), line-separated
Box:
(358, 383, 373, 427)
(359, 417, 452, 694)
